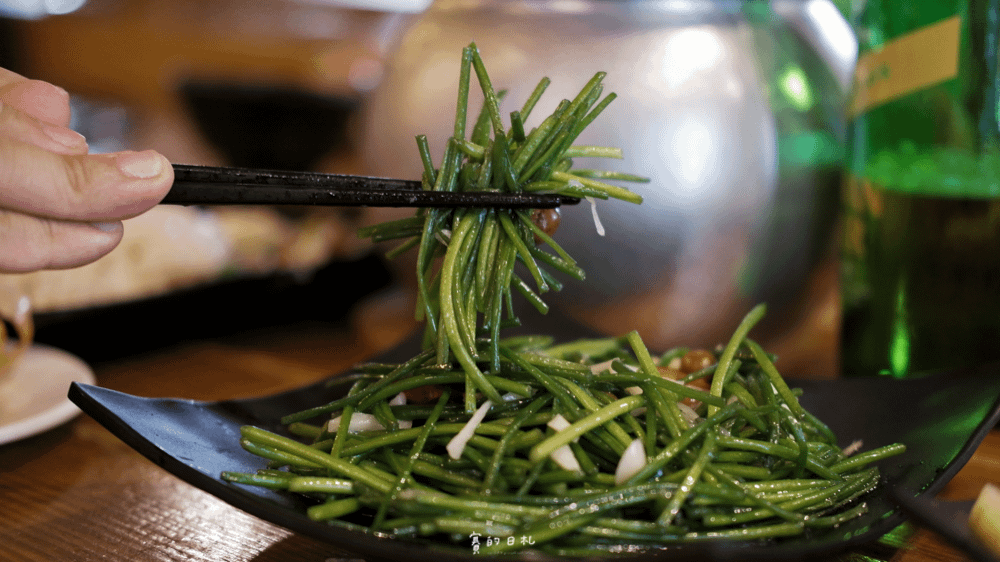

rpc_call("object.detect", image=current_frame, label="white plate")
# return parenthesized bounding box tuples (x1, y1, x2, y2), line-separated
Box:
(0, 344, 95, 445)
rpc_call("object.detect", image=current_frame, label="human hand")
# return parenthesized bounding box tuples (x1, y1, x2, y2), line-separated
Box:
(0, 68, 173, 272)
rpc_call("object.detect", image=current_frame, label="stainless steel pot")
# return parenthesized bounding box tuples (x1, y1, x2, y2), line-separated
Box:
(358, 0, 854, 363)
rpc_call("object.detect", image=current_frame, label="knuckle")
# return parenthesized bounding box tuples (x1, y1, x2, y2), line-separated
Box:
(58, 154, 102, 212)
(0, 138, 108, 221)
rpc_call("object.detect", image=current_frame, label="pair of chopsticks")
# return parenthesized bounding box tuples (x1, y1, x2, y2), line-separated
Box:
(163, 164, 579, 209)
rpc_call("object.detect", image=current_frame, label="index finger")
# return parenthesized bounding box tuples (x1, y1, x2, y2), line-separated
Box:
(0, 67, 25, 86)
(0, 67, 72, 126)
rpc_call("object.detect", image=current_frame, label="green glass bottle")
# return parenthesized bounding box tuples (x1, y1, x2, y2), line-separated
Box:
(842, 0, 1000, 377)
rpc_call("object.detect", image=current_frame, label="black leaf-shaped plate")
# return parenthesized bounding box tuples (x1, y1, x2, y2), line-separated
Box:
(68, 323, 1000, 562)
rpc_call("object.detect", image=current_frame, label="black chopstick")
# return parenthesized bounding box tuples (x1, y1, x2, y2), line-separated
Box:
(162, 164, 578, 208)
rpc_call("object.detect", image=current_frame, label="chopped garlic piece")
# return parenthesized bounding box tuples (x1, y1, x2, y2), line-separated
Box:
(585, 196, 606, 236)
(446, 400, 492, 460)
(842, 439, 863, 456)
(621, 386, 647, 416)
(589, 359, 616, 376)
(328, 412, 385, 433)
(615, 438, 647, 485)
(550, 444, 582, 472)
(677, 403, 701, 427)
(547, 414, 572, 432)
(547, 414, 580, 443)
(589, 359, 637, 376)
(545, 407, 582, 470)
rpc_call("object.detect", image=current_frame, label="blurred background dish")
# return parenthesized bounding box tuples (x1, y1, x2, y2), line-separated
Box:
(0, 344, 96, 445)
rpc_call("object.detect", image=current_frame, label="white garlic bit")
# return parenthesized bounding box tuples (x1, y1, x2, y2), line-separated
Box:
(614, 438, 647, 485)
(446, 400, 493, 460)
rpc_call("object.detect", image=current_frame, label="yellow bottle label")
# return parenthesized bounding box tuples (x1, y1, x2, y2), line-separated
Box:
(849, 15, 961, 117)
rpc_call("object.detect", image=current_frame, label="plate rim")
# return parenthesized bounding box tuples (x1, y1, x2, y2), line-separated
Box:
(0, 344, 95, 446)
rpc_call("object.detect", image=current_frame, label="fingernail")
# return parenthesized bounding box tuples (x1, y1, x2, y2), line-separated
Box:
(90, 221, 121, 233)
(42, 123, 87, 148)
(116, 150, 164, 179)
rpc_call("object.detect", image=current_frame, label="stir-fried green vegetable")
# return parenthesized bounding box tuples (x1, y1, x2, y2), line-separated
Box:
(355, 42, 645, 411)
(224, 43, 905, 555)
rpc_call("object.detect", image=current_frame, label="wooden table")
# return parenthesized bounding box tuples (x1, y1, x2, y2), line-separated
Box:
(0, 291, 996, 562)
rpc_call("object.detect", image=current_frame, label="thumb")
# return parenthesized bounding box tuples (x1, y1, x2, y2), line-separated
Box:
(0, 137, 172, 222)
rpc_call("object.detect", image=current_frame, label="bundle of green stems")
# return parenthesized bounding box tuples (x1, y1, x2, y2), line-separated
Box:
(355, 42, 645, 414)
(224, 44, 905, 555)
